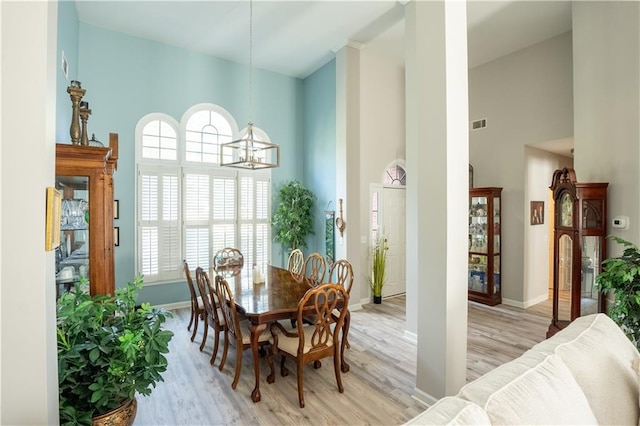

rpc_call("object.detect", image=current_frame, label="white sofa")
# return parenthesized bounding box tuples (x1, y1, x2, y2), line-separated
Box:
(406, 313, 640, 425)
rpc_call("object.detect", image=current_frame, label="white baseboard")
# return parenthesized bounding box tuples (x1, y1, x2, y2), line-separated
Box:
(349, 302, 363, 311)
(502, 293, 548, 309)
(411, 387, 437, 407)
(403, 330, 417, 344)
(156, 300, 190, 311)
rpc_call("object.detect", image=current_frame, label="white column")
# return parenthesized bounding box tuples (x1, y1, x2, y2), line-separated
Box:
(335, 44, 364, 303)
(1, 1, 59, 423)
(405, 0, 469, 401)
(572, 1, 640, 247)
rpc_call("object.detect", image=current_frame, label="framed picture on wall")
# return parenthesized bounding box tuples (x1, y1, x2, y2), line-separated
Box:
(45, 187, 62, 251)
(530, 201, 544, 225)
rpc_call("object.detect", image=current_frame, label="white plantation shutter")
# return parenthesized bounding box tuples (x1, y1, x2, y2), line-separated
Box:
(184, 172, 211, 270)
(255, 176, 270, 268)
(138, 165, 181, 281)
(238, 173, 270, 269)
(212, 173, 237, 255)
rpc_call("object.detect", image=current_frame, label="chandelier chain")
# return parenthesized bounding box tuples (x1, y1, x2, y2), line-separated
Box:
(249, 0, 253, 124)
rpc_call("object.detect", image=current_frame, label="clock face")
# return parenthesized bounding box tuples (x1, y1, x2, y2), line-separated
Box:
(560, 193, 573, 227)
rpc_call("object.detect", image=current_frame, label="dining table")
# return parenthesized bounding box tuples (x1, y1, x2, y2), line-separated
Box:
(217, 264, 350, 403)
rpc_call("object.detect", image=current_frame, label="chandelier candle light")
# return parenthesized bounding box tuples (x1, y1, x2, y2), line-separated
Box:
(220, 0, 280, 170)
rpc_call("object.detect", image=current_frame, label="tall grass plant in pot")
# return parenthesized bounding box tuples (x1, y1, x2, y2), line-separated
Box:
(57, 276, 174, 425)
(368, 233, 388, 303)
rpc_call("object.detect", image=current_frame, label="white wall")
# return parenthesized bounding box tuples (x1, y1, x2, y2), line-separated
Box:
(359, 23, 406, 304)
(523, 146, 572, 307)
(0, 1, 59, 423)
(572, 1, 640, 254)
(468, 32, 574, 304)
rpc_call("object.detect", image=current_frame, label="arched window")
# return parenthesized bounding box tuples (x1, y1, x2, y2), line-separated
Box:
(383, 160, 407, 187)
(135, 106, 270, 284)
(183, 105, 236, 163)
(137, 113, 179, 162)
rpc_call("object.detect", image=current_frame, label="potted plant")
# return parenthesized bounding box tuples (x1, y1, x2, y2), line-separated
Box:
(595, 236, 640, 349)
(368, 232, 388, 304)
(272, 180, 316, 252)
(57, 275, 174, 426)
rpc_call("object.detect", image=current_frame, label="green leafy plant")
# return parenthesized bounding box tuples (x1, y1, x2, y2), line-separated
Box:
(368, 232, 388, 298)
(595, 236, 640, 348)
(57, 276, 174, 425)
(272, 180, 316, 251)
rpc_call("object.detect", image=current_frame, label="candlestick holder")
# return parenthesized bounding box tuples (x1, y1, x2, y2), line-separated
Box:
(67, 81, 86, 145)
(79, 103, 92, 146)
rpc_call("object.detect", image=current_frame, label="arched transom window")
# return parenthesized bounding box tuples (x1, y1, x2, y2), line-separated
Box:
(383, 161, 407, 187)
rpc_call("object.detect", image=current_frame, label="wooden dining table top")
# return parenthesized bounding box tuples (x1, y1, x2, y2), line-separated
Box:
(217, 264, 311, 324)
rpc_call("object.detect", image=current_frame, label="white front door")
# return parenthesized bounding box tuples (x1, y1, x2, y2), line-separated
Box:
(382, 187, 406, 297)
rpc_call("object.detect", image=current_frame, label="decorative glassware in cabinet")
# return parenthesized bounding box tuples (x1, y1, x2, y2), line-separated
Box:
(468, 187, 502, 305)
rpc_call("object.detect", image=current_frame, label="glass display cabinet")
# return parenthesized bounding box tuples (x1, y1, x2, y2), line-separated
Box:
(547, 167, 608, 337)
(55, 133, 118, 296)
(468, 187, 502, 305)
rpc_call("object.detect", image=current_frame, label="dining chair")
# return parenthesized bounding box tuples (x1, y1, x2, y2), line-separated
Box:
(195, 267, 227, 363)
(303, 252, 326, 287)
(215, 275, 271, 390)
(329, 259, 354, 293)
(213, 247, 244, 271)
(329, 259, 354, 354)
(287, 248, 305, 282)
(183, 260, 205, 343)
(267, 283, 350, 408)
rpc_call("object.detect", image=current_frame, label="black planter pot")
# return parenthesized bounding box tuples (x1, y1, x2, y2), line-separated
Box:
(373, 295, 382, 304)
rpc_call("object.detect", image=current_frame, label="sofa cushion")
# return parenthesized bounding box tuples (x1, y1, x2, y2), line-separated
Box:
(405, 397, 491, 425)
(458, 353, 597, 425)
(532, 313, 640, 426)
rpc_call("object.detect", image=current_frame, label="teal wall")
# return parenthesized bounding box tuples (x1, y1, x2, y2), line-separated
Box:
(302, 60, 337, 258)
(55, 5, 335, 307)
(56, 0, 79, 143)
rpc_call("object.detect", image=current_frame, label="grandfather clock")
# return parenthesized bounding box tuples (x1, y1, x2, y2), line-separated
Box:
(547, 167, 608, 337)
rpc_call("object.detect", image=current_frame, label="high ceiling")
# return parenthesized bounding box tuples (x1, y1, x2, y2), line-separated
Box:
(75, 1, 573, 79)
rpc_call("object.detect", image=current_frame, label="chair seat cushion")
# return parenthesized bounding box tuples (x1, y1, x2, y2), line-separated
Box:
(240, 321, 270, 344)
(216, 308, 225, 326)
(274, 324, 334, 356)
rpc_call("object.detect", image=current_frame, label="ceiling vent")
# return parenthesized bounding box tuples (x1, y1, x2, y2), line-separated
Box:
(471, 118, 487, 130)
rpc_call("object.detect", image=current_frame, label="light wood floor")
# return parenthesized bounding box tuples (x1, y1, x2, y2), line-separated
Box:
(135, 295, 551, 425)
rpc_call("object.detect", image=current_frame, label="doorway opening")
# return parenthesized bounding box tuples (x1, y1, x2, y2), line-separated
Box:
(370, 160, 406, 298)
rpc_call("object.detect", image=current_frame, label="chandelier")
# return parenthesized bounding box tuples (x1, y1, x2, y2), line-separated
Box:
(221, 0, 280, 170)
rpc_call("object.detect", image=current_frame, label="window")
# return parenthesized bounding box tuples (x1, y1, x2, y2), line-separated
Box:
(383, 161, 407, 187)
(136, 106, 271, 284)
(371, 190, 379, 243)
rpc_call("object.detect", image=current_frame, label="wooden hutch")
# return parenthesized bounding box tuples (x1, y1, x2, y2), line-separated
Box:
(55, 133, 118, 295)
